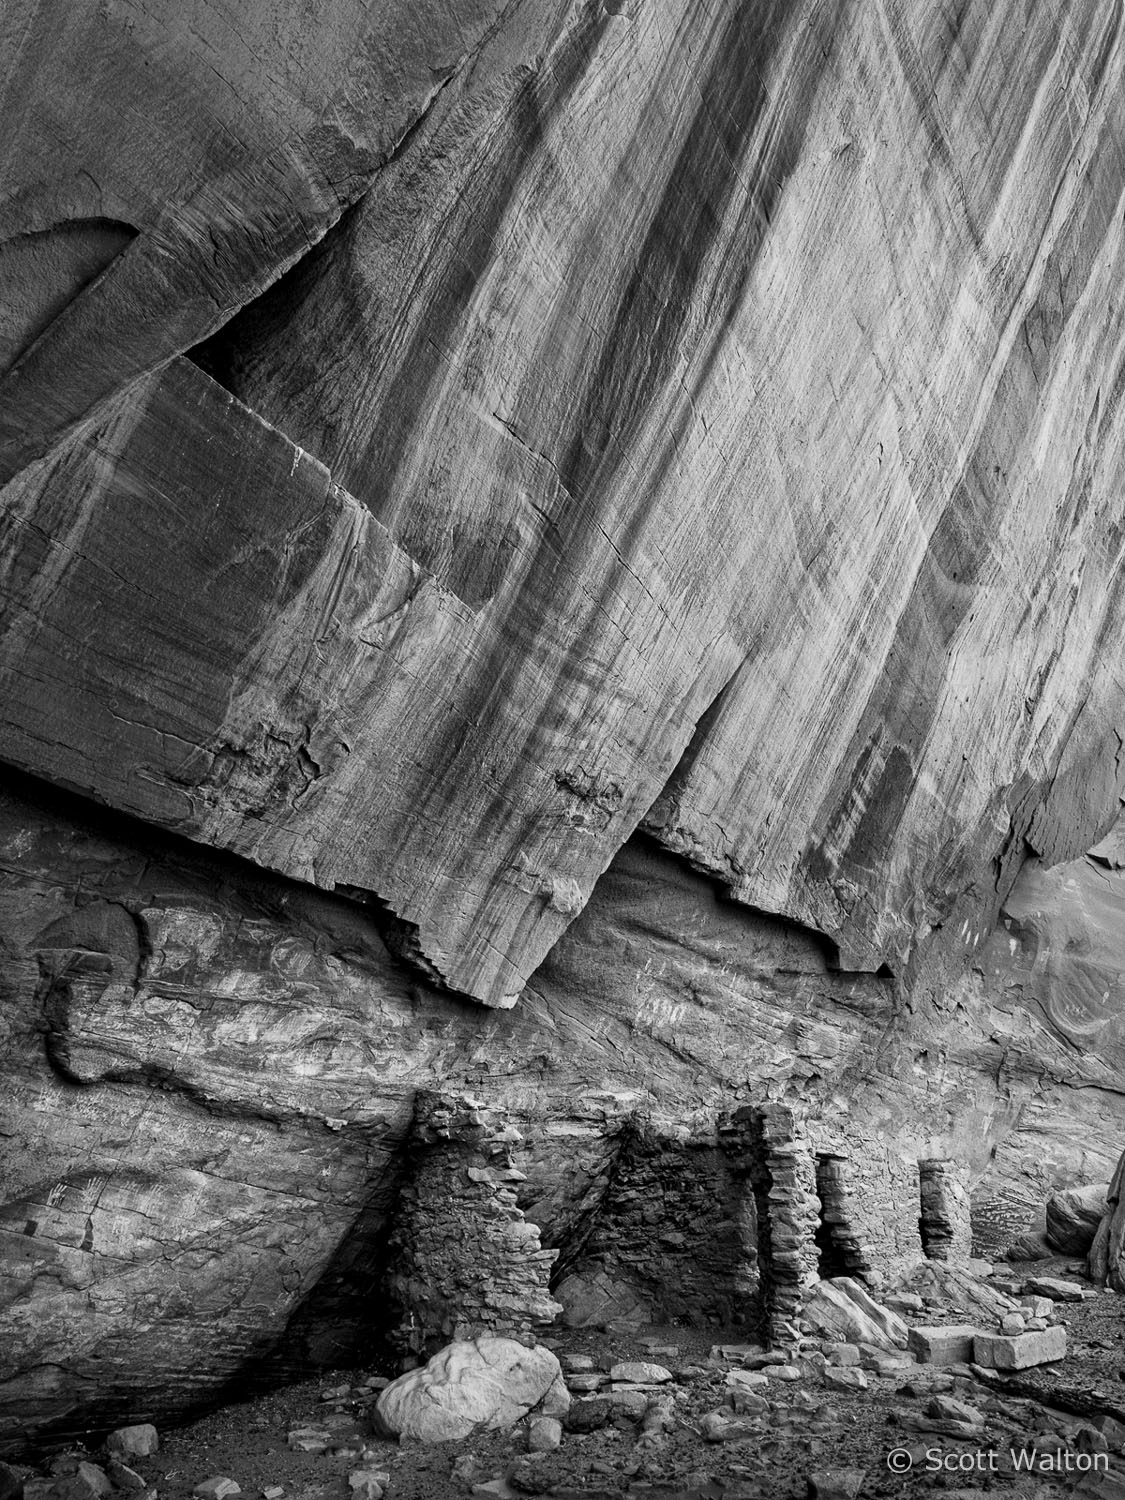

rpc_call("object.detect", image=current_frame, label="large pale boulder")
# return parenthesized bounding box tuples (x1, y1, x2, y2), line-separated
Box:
(375, 1338, 568, 1442)
(801, 1278, 908, 1351)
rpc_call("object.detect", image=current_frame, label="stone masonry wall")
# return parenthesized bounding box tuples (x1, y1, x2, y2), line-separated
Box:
(806, 1125, 937, 1287)
(383, 1093, 561, 1361)
(919, 1158, 973, 1262)
(719, 1104, 821, 1344)
(570, 1122, 759, 1329)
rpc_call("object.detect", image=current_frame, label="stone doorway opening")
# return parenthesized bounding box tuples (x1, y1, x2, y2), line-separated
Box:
(559, 1119, 761, 1330)
(551, 1105, 820, 1344)
(813, 1152, 871, 1281)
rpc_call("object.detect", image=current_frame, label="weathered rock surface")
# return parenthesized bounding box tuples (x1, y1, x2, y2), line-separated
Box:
(1047, 1184, 1109, 1255)
(105, 1430, 157, 1462)
(801, 1279, 908, 1351)
(4, 0, 1125, 1008)
(972, 1326, 1068, 1371)
(554, 1270, 651, 1331)
(0, 0, 533, 481)
(5, 0, 1125, 1457)
(907, 1326, 978, 1368)
(374, 1338, 567, 1443)
(2, 771, 1125, 1448)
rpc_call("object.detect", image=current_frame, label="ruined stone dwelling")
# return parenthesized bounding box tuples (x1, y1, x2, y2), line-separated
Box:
(4, 0, 1125, 1455)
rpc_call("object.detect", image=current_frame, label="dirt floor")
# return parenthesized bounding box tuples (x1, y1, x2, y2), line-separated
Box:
(17, 1261, 1125, 1500)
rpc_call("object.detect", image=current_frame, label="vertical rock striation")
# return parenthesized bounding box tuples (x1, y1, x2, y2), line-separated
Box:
(2, 0, 1125, 1004)
(4, 0, 1125, 1452)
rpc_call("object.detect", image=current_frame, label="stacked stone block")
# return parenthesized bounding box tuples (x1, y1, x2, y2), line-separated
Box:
(759, 1105, 823, 1339)
(918, 1158, 972, 1262)
(719, 1103, 821, 1345)
(385, 1092, 561, 1360)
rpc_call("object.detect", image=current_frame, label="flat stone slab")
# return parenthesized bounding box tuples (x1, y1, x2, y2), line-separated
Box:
(973, 1325, 1067, 1370)
(907, 1325, 978, 1366)
(1022, 1276, 1087, 1302)
(601, 1389, 649, 1416)
(726, 1369, 769, 1391)
(708, 1344, 769, 1364)
(607, 1361, 673, 1384)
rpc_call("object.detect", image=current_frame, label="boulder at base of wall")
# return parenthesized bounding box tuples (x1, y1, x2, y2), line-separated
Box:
(1046, 1184, 1109, 1255)
(374, 1338, 569, 1442)
(1005, 1230, 1055, 1262)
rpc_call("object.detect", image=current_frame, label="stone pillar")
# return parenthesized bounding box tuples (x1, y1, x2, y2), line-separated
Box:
(918, 1158, 972, 1262)
(719, 1103, 820, 1346)
(385, 1092, 562, 1361)
(760, 1105, 822, 1340)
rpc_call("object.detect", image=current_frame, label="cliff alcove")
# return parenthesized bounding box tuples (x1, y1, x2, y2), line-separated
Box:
(4, 0, 1125, 1488)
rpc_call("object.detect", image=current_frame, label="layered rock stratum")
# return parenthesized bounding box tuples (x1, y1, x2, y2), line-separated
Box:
(3, 0, 1125, 1452)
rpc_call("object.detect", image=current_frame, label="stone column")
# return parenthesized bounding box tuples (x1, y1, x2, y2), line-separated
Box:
(918, 1158, 972, 1262)
(719, 1103, 820, 1346)
(385, 1092, 562, 1361)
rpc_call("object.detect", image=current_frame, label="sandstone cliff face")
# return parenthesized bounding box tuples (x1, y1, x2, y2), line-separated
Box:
(4, 0, 1125, 1453)
(4, 0, 1125, 1006)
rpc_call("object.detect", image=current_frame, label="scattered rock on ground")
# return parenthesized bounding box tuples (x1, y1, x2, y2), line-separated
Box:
(526, 1417, 562, 1453)
(699, 1412, 761, 1443)
(1006, 1231, 1055, 1261)
(346, 1469, 387, 1500)
(105, 1463, 146, 1492)
(192, 1482, 240, 1500)
(607, 1362, 672, 1384)
(1023, 1275, 1087, 1301)
(806, 1469, 866, 1500)
(823, 1368, 868, 1392)
(926, 1395, 984, 1426)
(563, 1398, 613, 1434)
(106, 1432, 159, 1462)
